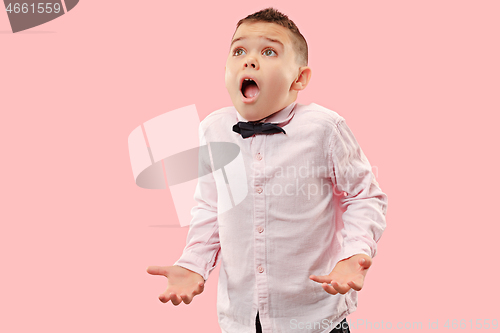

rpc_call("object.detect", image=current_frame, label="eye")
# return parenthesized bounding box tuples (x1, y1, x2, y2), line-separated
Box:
(263, 48, 277, 57)
(233, 48, 246, 56)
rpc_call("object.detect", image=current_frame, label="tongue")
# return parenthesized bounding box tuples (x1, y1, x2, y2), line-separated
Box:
(244, 84, 259, 98)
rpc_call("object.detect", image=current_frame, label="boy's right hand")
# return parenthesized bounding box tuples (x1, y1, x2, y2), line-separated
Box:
(147, 265, 205, 305)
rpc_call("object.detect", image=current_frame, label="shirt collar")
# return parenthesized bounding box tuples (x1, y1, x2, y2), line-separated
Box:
(235, 102, 297, 126)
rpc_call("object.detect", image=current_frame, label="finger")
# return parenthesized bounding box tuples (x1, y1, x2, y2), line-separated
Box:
(158, 293, 171, 303)
(331, 281, 351, 295)
(347, 274, 364, 291)
(193, 281, 205, 295)
(169, 293, 182, 306)
(180, 293, 193, 304)
(359, 257, 372, 269)
(147, 266, 168, 276)
(181, 282, 205, 304)
(309, 275, 334, 284)
(321, 282, 338, 295)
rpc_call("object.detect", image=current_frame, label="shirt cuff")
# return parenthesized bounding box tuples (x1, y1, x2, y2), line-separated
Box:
(337, 241, 375, 262)
(174, 251, 215, 281)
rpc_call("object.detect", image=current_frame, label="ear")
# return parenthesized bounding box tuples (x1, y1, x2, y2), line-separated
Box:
(291, 66, 312, 91)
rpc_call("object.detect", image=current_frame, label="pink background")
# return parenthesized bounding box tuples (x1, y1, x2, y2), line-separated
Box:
(1, 0, 499, 332)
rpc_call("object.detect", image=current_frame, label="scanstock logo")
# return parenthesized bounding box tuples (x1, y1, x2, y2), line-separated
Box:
(3, 0, 79, 33)
(128, 105, 249, 227)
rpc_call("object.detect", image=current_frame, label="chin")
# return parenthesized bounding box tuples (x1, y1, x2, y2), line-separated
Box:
(236, 108, 257, 121)
(234, 106, 259, 122)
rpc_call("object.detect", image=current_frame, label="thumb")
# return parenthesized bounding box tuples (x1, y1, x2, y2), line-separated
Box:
(146, 265, 169, 276)
(309, 274, 334, 284)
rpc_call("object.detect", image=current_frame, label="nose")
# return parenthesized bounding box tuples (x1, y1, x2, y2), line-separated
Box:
(244, 56, 259, 70)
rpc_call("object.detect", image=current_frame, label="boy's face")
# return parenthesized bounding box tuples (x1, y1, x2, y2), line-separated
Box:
(225, 22, 310, 121)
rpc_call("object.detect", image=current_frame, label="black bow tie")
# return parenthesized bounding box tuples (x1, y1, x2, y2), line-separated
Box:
(232, 121, 286, 139)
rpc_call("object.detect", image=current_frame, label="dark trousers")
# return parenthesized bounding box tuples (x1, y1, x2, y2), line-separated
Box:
(256, 312, 350, 333)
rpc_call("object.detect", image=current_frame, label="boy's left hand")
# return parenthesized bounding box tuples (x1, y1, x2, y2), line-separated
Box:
(309, 253, 372, 295)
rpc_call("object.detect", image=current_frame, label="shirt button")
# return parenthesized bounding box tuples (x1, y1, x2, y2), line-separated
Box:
(256, 153, 262, 161)
(257, 266, 264, 273)
(257, 226, 264, 233)
(256, 187, 263, 194)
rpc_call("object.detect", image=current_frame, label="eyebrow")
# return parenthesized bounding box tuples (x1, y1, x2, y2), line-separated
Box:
(230, 36, 284, 49)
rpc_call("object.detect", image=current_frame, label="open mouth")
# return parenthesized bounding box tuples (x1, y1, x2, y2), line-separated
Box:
(240, 78, 260, 101)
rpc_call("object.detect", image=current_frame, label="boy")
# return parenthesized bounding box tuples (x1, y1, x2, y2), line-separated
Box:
(147, 8, 387, 333)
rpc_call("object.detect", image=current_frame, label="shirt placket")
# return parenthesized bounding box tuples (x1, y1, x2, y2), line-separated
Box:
(251, 134, 271, 332)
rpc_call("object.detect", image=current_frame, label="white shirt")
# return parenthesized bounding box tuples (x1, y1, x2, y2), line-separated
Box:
(175, 102, 388, 333)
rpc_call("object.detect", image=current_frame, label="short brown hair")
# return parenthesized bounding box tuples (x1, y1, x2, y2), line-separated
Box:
(234, 7, 308, 66)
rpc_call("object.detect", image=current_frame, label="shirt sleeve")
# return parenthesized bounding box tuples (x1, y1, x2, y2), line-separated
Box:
(329, 119, 388, 261)
(173, 123, 221, 281)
